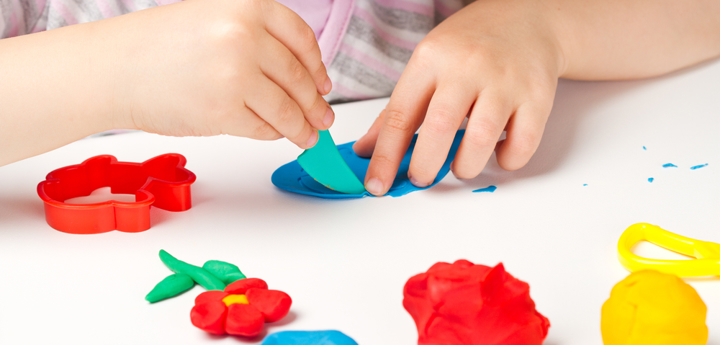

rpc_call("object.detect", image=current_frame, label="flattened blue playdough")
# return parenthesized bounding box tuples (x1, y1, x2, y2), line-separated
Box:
(472, 185, 497, 193)
(690, 163, 708, 170)
(262, 330, 358, 345)
(297, 131, 366, 194)
(662, 163, 678, 168)
(272, 130, 465, 198)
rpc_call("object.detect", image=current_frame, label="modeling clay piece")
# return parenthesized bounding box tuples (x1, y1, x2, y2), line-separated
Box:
(472, 185, 497, 193)
(273, 130, 465, 198)
(601, 270, 708, 345)
(37, 154, 196, 234)
(159, 250, 226, 291)
(262, 330, 358, 345)
(648, 178, 654, 183)
(146, 273, 195, 303)
(662, 163, 678, 168)
(403, 260, 550, 345)
(202, 261, 247, 284)
(690, 163, 708, 170)
(191, 278, 292, 337)
(297, 130, 367, 194)
(617, 223, 720, 277)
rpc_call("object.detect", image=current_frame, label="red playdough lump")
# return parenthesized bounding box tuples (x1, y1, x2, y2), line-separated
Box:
(403, 260, 550, 345)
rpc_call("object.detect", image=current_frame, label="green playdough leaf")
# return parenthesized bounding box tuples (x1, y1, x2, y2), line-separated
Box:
(145, 273, 195, 303)
(202, 260, 247, 285)
(158, 250, 226, 291)
(297, 130, 367, 194)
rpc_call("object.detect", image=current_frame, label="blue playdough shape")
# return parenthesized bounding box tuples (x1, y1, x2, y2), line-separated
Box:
(662, 163, 678, 168)
(272, 130, 465, 199)
(472, 185, 497, 193)
(690, 163, 708, 170)
(262, 330, 358, 345)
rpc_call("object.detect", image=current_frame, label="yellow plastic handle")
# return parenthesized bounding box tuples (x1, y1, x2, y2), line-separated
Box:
(618, 223, 720, 277)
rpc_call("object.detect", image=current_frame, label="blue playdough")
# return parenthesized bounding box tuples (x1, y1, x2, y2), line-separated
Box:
(648, 177, 654, 183)
(662, 163, 678, 168)
(690, 163, 708, 170)
(272, 130, 465, 199)
(262, 330, 358, 345)
(472, 185, 497, 193)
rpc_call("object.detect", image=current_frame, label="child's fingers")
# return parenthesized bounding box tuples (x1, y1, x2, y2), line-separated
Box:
(260, 35, 333, 130)
(244, 75, 318, 149)
(495, 102, 551, 171)
(261, 0, 330, 95)
(221, 107, 283, 140)
(451, 90, 513, 179)
(408, 84, 476, 187)
(352, 109, 386, 157)
(362, 65, 435, 196)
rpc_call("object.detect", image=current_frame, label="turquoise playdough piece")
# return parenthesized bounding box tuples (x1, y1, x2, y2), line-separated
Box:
(262, 330, 358, 345)
(272, 130, 465, 199)
(297, 130, 367, 194)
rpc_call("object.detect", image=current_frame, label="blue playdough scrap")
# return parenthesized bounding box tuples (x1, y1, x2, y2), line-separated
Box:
(262, 330, 358, 345)
(272, 130, 465, 199)
(648, 177, 654, 183)
(690, 163, 708, 170)
(472, 185, 497, 193)
(662, 163, 678, 168)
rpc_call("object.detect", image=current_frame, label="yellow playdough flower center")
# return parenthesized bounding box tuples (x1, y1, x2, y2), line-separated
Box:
(222, 294, 249, 306)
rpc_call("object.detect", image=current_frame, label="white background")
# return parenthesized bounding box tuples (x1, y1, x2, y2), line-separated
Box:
(1, 58, 720, 344)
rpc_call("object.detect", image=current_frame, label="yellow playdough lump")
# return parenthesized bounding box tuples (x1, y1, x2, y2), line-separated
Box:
(601, 270, 708, 345)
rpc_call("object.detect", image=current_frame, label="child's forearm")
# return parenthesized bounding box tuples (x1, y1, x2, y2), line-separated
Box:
(547, 0, 720, 80)
(0, 22, 118, 167)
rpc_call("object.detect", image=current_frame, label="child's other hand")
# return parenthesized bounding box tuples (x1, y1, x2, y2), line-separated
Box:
(111, 0, 333, 149)
(352, 0, 564, 195)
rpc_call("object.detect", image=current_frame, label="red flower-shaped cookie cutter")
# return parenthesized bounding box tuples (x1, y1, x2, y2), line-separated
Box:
(37, 154, 196, 234)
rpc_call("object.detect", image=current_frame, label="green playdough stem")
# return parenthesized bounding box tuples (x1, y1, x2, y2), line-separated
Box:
(159, 250, 226, 291)
(202, 260, 246, 285)
(145, 273, 195, 303)
(297, 130, 366, 194)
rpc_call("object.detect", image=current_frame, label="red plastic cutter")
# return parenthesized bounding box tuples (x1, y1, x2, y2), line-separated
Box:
(37, 154, 196, 234)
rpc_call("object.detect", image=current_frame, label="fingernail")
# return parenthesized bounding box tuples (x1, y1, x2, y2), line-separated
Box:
(323, 107, 334, 127)
(365, 178, 384, 195)
(306, 130, 318, 148)
(323, 77, 332, 94)
(409, 173, 430, 188)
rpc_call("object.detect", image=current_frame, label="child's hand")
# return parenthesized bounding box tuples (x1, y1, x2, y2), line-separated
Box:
(111, 0, 333, 148)
(352, 0, 564, 195)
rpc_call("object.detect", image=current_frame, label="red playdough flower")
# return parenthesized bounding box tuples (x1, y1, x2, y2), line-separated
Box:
(190, 278, 292, 337)
(403, 260, 550, 345)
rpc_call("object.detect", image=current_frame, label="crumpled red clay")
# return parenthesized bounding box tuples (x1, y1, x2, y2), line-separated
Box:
(403, 260, 550, 345)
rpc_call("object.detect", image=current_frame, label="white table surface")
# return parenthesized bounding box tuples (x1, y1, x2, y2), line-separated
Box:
(2, 58, 720, 345)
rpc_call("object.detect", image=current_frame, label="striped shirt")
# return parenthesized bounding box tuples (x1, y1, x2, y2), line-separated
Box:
(0, 0, 474, 103)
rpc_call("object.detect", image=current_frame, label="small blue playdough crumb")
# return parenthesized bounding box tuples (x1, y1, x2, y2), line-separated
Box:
(662, 163, 678, 168)
(690, 163, 708, 170)
(643, 146, 646, 150)
(262, 330, 358, 345)
(472, 185, 497, 193)
(648, 177, 654, 183)
(583, 184, 588, 186)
